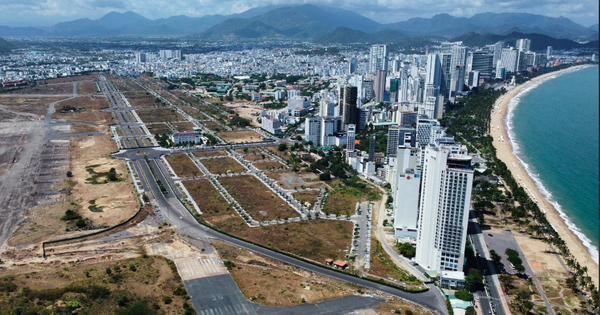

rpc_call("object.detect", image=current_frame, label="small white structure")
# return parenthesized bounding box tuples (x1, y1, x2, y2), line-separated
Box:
(171, 131, 202, 145)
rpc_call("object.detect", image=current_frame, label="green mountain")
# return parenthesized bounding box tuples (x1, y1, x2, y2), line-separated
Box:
(451, 31, 599, 50)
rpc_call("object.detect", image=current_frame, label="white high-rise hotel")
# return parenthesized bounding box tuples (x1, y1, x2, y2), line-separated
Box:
(369, 44, 388, 74)
(415, 146, 474, 272)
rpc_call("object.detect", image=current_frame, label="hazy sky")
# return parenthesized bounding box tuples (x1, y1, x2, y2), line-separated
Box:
(0, 0, 598, 28)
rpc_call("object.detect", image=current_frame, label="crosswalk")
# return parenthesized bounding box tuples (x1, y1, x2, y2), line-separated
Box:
(197, 305, 251, 315)
(176, 256, 227, 281)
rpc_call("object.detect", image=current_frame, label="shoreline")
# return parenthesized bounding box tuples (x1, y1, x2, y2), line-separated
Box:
(489, 64, 599, 286)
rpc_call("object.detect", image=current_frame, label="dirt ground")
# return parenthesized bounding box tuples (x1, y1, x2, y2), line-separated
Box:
(292, 190, 320, 207)
(0, 96, 68, 120)
(137, 108, 185, 123)
(123, 92, 158, 108)
(236, 148, 265, 161)
(201, 121, 225, 131)
(200, 157, 246, 174)
(172, 121, 197, 132)
(222, 102, 262, 127)
(52, 96, 112, 125)
(194, 150, 226, 158)
(213, 239, 363, 305)
(146, 123, 172, 136)
(77, 81, 98, 94)
(68, 135, 139, 226)
(267, 171, 322, 189)
(253, 160, 285, 171)
(218, 175, 298, 221)
(165, 153, 203, 178)
(6, 83, 74, 95)
(182, 179, 238, 226)
(217, 130, 263, 143)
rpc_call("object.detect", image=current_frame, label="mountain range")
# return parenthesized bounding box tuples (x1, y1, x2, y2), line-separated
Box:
(0, 5, 597, 44)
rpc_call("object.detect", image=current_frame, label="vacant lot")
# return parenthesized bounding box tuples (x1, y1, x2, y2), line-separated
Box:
(369, 238, 421, 285)
(201, 157, 246, 174)
(218, 175, 298, 221)
(52, 96, 112, 125)
(77, 81, 98, 94)
(217, 130, 262, 143)
(322, 179, 378, 217)
(44, 74, 98, 83)
(158, 91, 183, 106)
(202, 121, 225, 132)
(179, 105, 206, 120)
(146, 123, 172, 136)
(0, 96, 67, 119)
(292, 190, 320, 207)
(182, 179, 238, 226)
(137, 108, 185, 123)
(193, 150, 226, 158)
(213, 213, 353, 263)
(123, 92, 158, 108)
(7, 83, 74, 95)
(0, 255, 191, 314)
(213, 240, 364, 306)
(166, 153, 202, 178)
(172, 121, 197, 132)
(236, 148, 265, 161)
(253, 160, 285, 171)
(172, 90, 199, 105)
(268, 171, 322, 189)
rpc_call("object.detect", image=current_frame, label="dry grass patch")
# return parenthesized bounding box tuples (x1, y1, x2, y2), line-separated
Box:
(8, 83, 74, 95)
(218, 175, 298, 221)
(213, 216, 353, 263)
(201, 121, 225, 131)
(77, 81, 98, 94)
(253, 160, 285, 171)
(0, 256, 191, 314)
(236, 148, 265, 161)
(123, 92, 158, 108)
(292, 190, 320, 206)
(137, 108, 184, 123)
(172, 121, 197, 132)
(213, 239, 364, 305)
(374, 296, 433, 315)
(322, 179, 378, 217)
(52, 96, 112, 125)
(166, 153, 202, 178)
(368, 238, 421, 285)
(194, 150, 226, 158)
(146, 123, 172, 136)
(217, 130, 262, 143)
(182, 179, 238, 225)
(43, 74, 98, 83)
(201, 157, 245, 174)
(71, 124, 106, 133)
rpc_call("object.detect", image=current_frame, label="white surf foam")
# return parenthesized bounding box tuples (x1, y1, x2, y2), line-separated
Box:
(504, 65, 599, 264)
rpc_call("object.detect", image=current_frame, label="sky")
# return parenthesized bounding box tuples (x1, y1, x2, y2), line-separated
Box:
(0, 0, 598, 28)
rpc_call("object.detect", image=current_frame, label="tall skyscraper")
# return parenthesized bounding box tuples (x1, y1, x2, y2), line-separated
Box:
(547, 46, 553, 59)
(340, 86, 358, 130)
(346, 124, 356, 157)
(348, 57, 358, 74)
(389, 79, 399, 102)
(415, 146, 474, 272)
(369, 44, 388, 74)
(449, 45, 467, 102)
(516, 38, 531, 52)
(373, 70, 387, 103)
(467, 51, 494, 77)
(319, 100, 336, 117)
(368, 135, 376, 162)
(423, 54, 442, 119)
(392, 146, 419, 240)
(135, 52, 146, 63)
(501, 47, 518, 73)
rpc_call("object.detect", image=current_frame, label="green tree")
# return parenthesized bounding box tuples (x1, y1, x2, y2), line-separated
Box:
(278, 143, 288, 151)
(464, 269, 484, 292)
(455, 290, 474, 301)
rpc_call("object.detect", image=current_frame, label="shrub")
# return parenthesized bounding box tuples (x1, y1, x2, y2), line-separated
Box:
(162, 296, 172, 304)
(455, 289, 474, 301)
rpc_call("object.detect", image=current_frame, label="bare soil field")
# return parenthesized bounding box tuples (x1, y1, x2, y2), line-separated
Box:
(322, 180, 377, 216)
(7, 83, 74, 95)
(77, 81, 98, 94)
(202, 121, 225, 131)
(52, 96, 112, 125)
(182, 179, 239, 226)
(179, 105, 206, 120)
(158, 91, 183, 106)
(236, 148, 265, 161)
(122, 92, 157, 108)
(0, 255, 191, 314)
(374, 297, 433, 315)
(137, 108, 185, 123)
(218, 175, 298, 221)
(166, 153, 202, 178)
(253, 160, 285, 171)
(42, 74, 98, 83)
(214, 214, 353, 263)
(213, 239, 364, 305)
(201, 157, 246, 174)
(194, 150, 226, 158)
(0, 96, 66, 106)
(146, 123, 172, 136)
(369, 238, 421, 284)
(0, 96, 67, 119)
(71, 124, 106, 133)
(217, 130, 262, 143)
(292, 190, 320, 206)
(171, 90, 199, 105)
(172, 121, 197, 132)
(268, 171, 322, 189)
(265, 146, 291, 160)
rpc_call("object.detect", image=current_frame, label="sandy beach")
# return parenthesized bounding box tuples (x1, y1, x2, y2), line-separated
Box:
(489, 64, 599, 287)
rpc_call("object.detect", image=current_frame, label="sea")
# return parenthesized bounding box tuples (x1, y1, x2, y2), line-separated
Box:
(506, 65, 599, 264)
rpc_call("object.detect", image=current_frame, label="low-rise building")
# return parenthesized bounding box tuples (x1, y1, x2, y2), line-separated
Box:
(171, 131, 202, 145)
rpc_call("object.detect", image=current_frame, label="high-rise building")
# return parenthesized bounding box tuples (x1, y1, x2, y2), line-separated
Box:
(348, 57, 358, 74)
(319, 100, 336, 117)
(415, 146, 474, 272)
(467, 51, 494, 77)
(416, 118, 444, 147)
(423, 54, 442, 119)
(305, 116, 320, 145)
(387, 126, 416, 155)
(340, 86, 358, 130)
(368, 134, 376, 162)
(547, 46, 553, 59)
(369, 44, 388, 74)
(135, 52, 146, 63)
(467, 71, 480, 88)
(392, 146, 420, 240)
(159, 49, 182, 60)
(516, 38, 531, 52)
(373, 70, 387, 103)
(500, 47, 518, 73)
(449, 45, 467, 102)
(346, 124, 356, 157)
(389, 79, 399, 102)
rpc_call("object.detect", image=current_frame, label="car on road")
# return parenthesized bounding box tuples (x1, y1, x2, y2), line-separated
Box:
(488, 233, 493, 237)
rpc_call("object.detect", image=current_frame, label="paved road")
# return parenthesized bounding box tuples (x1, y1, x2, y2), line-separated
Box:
(122, 151, 449, 314)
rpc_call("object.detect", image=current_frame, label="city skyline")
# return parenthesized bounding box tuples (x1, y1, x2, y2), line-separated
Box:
(0, 1, 597, 29)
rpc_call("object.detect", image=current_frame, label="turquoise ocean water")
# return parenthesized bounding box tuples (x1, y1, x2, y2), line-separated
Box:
(506, 65, 599, 263)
